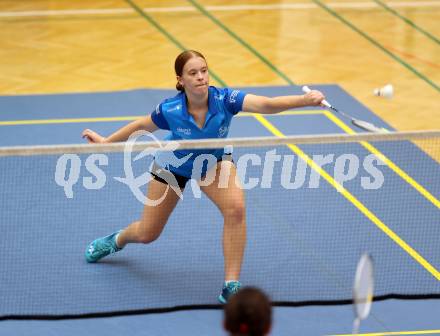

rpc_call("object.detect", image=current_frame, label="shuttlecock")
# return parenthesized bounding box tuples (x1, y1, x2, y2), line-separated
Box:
(373, 84, 393, 99)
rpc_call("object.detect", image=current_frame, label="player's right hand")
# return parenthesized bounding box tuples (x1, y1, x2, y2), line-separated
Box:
(303, 90, 325, 106)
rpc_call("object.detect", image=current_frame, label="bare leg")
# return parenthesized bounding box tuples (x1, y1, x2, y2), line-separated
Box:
(200, 160, 246, 281)
(117, 178, 181, 247)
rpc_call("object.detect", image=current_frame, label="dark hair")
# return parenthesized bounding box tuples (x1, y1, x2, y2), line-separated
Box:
(224, 287, 272, 336)
(174, 50, 207, 91)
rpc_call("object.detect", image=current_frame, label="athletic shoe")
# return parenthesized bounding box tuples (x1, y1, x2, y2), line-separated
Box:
(218, 280, 241, 304)
(85, 231, 122, 263)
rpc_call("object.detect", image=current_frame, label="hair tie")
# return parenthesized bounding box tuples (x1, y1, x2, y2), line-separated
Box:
(239, 323, 249, 334)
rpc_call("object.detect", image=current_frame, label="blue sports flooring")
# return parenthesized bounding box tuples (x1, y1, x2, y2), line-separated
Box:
(0, 85, 439, 335)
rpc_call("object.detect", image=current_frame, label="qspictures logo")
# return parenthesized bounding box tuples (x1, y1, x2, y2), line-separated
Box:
(54, 131, 386, 205)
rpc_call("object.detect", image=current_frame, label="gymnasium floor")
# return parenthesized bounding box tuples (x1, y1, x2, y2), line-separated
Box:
(1, 1, 439, 335)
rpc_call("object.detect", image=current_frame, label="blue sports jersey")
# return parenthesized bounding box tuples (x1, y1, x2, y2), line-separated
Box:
(150, 86, 246, 178)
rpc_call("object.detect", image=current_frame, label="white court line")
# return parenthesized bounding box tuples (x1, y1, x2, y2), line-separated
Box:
(0, 2, 439, 18)
(0, 8, 134, 17)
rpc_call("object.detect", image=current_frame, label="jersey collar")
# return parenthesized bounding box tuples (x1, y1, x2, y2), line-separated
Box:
(181, 86, 217, 129)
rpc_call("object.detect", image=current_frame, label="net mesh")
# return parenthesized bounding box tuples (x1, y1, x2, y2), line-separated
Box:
(0, 131, 439, 318)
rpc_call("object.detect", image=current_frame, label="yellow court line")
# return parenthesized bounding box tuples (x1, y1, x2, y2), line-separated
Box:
(0, 110, 324, 126)
(2, 109, 439, 278)
(330, 329, 440, 336)
(323, 111, 440, 210)
(0, 116, 140, 126)
(3, 110, 439, 212)
(240, 110, 323, 117)
(253, 114, 440, 281)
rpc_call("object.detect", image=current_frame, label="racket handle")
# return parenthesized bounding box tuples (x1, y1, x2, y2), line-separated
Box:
(352, 317, 361, 335)
(302, 86, 331, 108)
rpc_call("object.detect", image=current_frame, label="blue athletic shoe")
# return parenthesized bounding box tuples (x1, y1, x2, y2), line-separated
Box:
(85, 231, 122, 263)
(218, 281, 241, 304)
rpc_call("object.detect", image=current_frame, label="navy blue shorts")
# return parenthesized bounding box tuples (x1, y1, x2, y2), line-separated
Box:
(150, 154, 233, 190)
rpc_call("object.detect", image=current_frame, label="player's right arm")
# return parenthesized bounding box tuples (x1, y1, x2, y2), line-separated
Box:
(82, 115, 159, 144)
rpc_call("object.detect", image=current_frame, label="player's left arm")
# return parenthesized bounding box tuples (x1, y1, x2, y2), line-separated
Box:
(242, 91, 324, 115)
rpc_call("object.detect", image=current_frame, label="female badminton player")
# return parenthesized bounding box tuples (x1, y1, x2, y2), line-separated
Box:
(82, 50, 324, 303)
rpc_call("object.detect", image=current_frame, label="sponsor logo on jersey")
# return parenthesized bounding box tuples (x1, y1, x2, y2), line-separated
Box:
(229, 90, 240, 103)
(218, 126, 228, 137)
(167, 104, 181, 112)
(177, 127, 192, 136)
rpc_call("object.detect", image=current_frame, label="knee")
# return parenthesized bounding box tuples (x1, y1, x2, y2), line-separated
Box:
(137, 231, 160, 244)
(223, 200, 246, 223)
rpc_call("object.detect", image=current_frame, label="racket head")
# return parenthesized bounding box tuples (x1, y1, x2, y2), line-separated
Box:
(352, 119, 388, 133)
(353, 253, 375, 320)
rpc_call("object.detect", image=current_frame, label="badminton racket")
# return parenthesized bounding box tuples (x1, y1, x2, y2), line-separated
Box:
(302, 86, 389, 133)
(352, 253, 375, 334)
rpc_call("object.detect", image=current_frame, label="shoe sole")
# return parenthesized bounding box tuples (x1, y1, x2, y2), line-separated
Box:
(85, 255, 97, 263)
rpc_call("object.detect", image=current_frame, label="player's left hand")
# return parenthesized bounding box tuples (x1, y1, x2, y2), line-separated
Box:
(82, 129, 107, 144)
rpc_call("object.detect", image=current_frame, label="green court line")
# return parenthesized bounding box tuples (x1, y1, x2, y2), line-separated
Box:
(189, 0, 439, 92)
(124, 0, 226, 88)
(373, 0, 440, 45)
(187, 0, 295, 85)
(186, 0, 440, 211)
(311, 0, 439, 92)
(123, 0, 440, 280)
